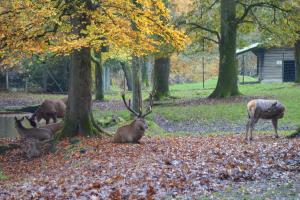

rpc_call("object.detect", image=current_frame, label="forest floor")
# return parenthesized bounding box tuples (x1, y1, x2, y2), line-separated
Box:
(0, 80, 300, 199)
(0, 135, 299, 199)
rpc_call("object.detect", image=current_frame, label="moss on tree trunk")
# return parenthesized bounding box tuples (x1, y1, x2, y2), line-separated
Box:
(295, 40, 300, 83)
(62, 47, 95, 137)
(153, 57, 170, 100)
(209, 0, 240, 98)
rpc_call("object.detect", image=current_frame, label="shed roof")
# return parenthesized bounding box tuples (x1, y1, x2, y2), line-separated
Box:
(236, 42, 261, 55)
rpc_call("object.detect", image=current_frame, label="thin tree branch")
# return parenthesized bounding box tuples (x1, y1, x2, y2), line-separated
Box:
(186, 22, 220, 43)
(236, 2, 291, 24)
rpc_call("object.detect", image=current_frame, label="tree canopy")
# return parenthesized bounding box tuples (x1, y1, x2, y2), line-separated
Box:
(0, 0, 187, 65)
(183, 0, 300, 51)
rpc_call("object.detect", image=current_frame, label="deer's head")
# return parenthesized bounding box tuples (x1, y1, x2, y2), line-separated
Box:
(121, 92, 153, 130)
(25, 116, 37, 127)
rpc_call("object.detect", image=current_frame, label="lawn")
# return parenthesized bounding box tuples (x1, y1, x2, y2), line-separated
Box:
(93, 77, 300, 136)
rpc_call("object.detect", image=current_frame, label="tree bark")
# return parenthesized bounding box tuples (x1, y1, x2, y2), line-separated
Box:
(295, 40, 300, 83)
(0, 72, 6, 91)
(132, 56, 142, 114)
(103, 65, 110, 91)
(153, 56, 170, 100)
(62, 47, 94, 137)
(91, 50, 104, 100)
(209, 0, 240, 98)
(120, 62, 133, 91)
(141, 57, 149, 87)
(42, 69, 48, 92)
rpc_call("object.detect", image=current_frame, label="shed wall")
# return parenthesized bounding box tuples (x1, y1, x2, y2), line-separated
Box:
(261, 48, 295, 82)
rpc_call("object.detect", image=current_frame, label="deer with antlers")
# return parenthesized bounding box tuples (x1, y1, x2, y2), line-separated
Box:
(113, 93, 153, 143)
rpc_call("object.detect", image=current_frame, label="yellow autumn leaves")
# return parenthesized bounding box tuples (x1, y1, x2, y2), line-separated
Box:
(0, 0, 188, 65)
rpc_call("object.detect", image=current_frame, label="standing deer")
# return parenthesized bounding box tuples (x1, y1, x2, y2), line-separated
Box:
(28, 97, 67, 126)
(113, 93, 153, 143)
(246, 99, 285, 141)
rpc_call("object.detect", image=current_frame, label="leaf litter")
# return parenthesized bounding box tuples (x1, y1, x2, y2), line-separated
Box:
(0, 135, 299, 199)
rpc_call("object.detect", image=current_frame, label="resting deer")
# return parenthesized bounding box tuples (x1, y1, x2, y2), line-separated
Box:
(25, 116, 63, 135)
(15, 117, 55, 158)
(246, 99, 285, 141)
(113, 93, 153, 143)
(28, 97, 67, 126)
(15, 117, 52, 141)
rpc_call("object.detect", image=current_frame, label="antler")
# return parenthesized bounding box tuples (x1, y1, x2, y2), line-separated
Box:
(121, 93, 141, 117)
(141, 92, 154, 118)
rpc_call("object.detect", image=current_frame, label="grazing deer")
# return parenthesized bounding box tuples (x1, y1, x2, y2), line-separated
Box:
(246, 99, 285, 141)
(28, 97, 67, 126)
(113, 93, 153, 143)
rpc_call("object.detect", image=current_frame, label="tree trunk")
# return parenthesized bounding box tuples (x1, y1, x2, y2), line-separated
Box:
(120, 62, 133, 91)
(0, 72, 6, 91)
(103, 65, 110, 91)
(91, 50, 104, 100)
(42, 69, 48, 92)
(132, 56, 142, 114)
(153, 56, 170, 100)
(62, 47, 94, 137)
(295, 40, 300, 83)
(209, 0, 240, 98)
(141, 57, 149, 87)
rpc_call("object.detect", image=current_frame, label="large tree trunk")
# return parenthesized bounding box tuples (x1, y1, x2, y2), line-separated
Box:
(91, 50, 104, 100)
(153, 56, 170, 100)
(120, 62, 133, 91)
(209, 0, 240, 98)
(295, 40, 300, 83)
(132, 56, 142, 114)
(62, 47, 94, 137)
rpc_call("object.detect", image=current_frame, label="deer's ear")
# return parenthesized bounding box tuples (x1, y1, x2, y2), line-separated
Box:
(272, 102, 277, 107)
(14, 116, 18, 121)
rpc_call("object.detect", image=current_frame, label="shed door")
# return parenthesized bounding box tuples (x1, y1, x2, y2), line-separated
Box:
(283, 60, 296, 82)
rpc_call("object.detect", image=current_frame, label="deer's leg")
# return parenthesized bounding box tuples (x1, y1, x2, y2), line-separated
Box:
(45, 117, 50, 124)
(52, 114, 57, 123)
(271, 118, 279, 138)
(246, 119, 251, 141)
(249, 117, 258, 141)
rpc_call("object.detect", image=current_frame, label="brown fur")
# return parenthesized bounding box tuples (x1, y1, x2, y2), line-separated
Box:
(39, 122, 64, 135)
(25, 116, 63, 136)
(113, 118, 148, 143)
(31, 97, 67, 125)
(246, 99, 285, 141)
(15, 117, 52, 141)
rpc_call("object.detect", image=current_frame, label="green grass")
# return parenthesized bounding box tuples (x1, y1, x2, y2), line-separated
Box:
(93, 76, 300, 135)
(162, 78, 300, 125)
(0, 170, 9, 181)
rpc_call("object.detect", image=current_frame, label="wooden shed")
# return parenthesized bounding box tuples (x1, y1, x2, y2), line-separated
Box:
(237, 43, 296, 83)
